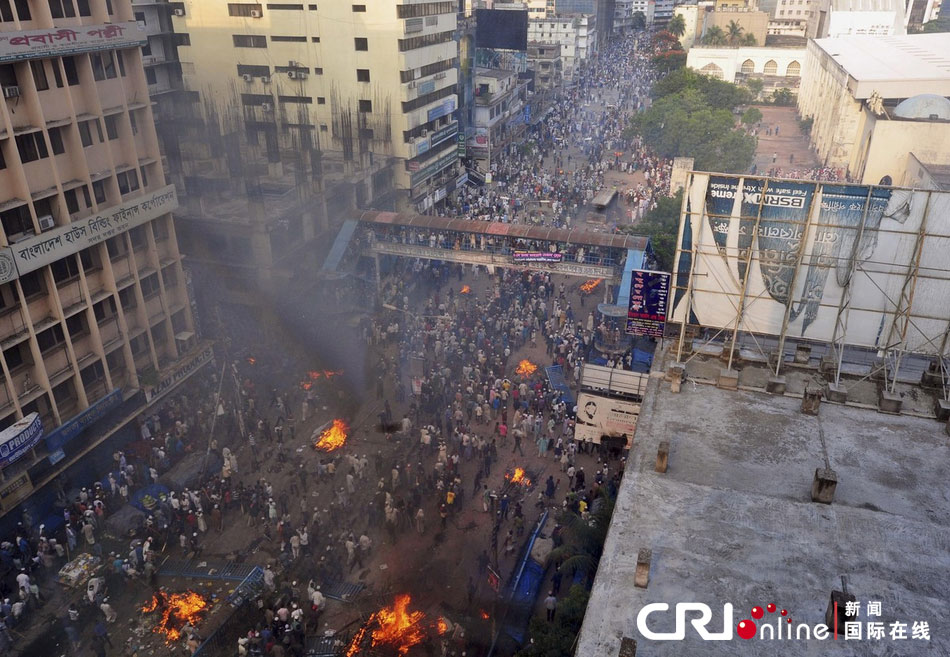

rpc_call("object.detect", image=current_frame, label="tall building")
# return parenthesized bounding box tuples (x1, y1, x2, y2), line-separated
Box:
(904, 0, 941, 28)
(528, 13, 597, 81)
(0, 0, 198, 496)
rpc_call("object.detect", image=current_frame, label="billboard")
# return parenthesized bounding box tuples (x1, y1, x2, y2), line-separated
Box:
(670, 174, 950, 355)
(475, 9, 529, 51)
(627, 269, 670, 337)
(574, 393, 640, 447)
(0, 413, 43, 469)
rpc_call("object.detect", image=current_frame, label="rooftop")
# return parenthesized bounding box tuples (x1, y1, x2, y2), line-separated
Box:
(577, 374, 950, 655)
(812, 33, 950, 99)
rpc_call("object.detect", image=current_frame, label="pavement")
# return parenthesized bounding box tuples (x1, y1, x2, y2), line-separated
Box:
(751, 106, 820, 175)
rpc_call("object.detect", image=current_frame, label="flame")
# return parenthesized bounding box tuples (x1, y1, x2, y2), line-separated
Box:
(506, 467, 532, 487)
(515, 360, 538, 377)
(246, 357, 256, 364)
(460, 285, 471, 294)
(300, 381, 313, 390)
(480, 610, 490, 620)
(346, 594, 430, 657)
(308, 371, 322, 380)
(141, 591, 209, 644)
(580, 278, 603, 293)
(323, 369, 343, 378)
(437, 617, 449, 634)
(315, 419, 348, 451)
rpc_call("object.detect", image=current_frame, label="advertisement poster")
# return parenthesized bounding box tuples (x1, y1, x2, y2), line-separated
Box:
(573, 393, 640, 447)
(513, 251, 562, 263)
(0, 413, 43, 469)
(626, 269, 670, 337)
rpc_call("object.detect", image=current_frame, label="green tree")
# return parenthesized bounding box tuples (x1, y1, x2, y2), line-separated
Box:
(514, 586, 590, 657)
(746, 77, 764, 99)
(652, 49, 686, 74)
(740, 32, 758, 46)
(632, 10, 647, 30)
(623, 190, 684, 271)
(771, 87, 794, 106)
(726, 20, 744, 46)
(702, 25, 727, 45)
(668, 13, 687, 37)
(652, 68, 751, 110)
(549, 496, 615, 584)
(741, 107, 763, 126)
(799, 116, 814, 135)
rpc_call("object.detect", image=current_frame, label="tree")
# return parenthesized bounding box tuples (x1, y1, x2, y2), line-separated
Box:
(549, 496, 615, 585)
(740, 33, 758, 46)
(515, 586, 590, 657)
(726, 20, 744, 46)
(623, 190, 684, 271)
(652, 49, 686, 74)
(741, 107, 763, 126)
(668, 13, 687, 38)
(799, 116, 814, 135)
(771, 87, 794, 106)
(632, 10, 647, 30)
(746, 78, 764, 99)
(702, 25, 727, 46)
(652, 68, 751, 110)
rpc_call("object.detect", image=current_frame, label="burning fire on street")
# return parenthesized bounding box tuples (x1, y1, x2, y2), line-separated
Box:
(141, 591, 209, 644)
(480, 610, 490, 620)
(460, 285, 471, 294)
(345, 594, 448, 656)
(515, 360, 538, 377)
(580, 278, 603, 294)
(300, 369, 344, 390)
(315, 419, 349, 451)
(245, 357, 256, 365)
(506, 467, 532, 487)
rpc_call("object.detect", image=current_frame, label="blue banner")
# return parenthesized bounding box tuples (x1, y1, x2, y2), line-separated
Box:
(0, 413, 43, 468)
(44, 388, 122, 453)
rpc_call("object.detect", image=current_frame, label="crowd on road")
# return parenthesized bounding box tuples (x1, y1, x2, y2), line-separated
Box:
(762, 166, 852, 183)
(442, 37, 673, 228)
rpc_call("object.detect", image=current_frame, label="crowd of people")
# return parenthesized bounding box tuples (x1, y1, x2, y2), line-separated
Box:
(763, 166, 851, 182)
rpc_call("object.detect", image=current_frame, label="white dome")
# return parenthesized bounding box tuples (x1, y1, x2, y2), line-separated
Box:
(893, 94, 950, 121)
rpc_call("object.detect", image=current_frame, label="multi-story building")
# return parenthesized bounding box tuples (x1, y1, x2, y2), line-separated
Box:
(172, 1, 460, 214)
(651, 0, 675, 24)
(811, 0, 906, 36)
(904, 0, 941, 29)
(0, 0, 198, 514)
(469, 68, 529, 169)
(527, 42, 564, 90)
(528, 13, 597, 81)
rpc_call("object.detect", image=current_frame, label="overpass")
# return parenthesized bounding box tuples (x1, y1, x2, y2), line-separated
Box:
(350, 210, 652, 285)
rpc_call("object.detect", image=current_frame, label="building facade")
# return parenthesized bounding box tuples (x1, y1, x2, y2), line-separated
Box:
(470, 68, 529, 169)
(687, 44, 805, 96)
(528, 13, 597, 81)
(527, 42, 564, 91)
(0, 0, 198, 490)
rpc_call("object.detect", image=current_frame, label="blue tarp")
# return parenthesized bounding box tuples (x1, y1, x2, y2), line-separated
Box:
(499, 511, 550, 646)
(321, 219, 359, 273)
(545, 365, 574, 406)
(614, 247, 648, 306)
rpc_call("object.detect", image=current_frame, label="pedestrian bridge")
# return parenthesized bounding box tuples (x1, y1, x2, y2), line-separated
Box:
(354, 210, 651, 283)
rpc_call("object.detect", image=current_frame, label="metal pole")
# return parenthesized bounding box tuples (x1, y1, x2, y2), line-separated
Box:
(675, 173, 697, 364)
(726, 178, 769, 371)
(201, 358, 229, 476)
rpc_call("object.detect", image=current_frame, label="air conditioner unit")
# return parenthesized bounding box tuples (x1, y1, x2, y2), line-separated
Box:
(173, 8, 184, 16)
(242, 73, 253, 82)
(38, 215, 55, 231)
(287, 71, 297, 79)
(260, 75, 271, 83)
(250, 9, 262, 17)
(3, 85, 20, 98)
(261, 102, 273, 111)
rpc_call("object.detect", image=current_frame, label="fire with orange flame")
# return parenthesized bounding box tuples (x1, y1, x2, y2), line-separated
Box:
(315, 419, 348, 451)
(580, 278, 603, 294)
(480, 610, 490, 620)
(506, 467, 532, 487)
(141, 591, 209, 644)
(346, 595, 446, 657)
(460, 285, 471, 294)
(515, 360, 538, 377)
(246, 357, 256, 365)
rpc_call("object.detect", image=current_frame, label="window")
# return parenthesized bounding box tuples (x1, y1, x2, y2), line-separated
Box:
(162, 266, 177, 288)
(150, 322, 167, 345)
(228, 3, 262, 16)
(129, 112, 137, 135)
(233, 34, 267, 48)
(786, 60, 801, 76)
(48, 0, 76, 19)
(310, 36, 320, 42)
(3, 344, 26, 371)
(105, 0, 112, 14)
(117, 170, 139, 195)
(271, 35, 306, 42)
(66, 314, 88, 340)
(80, 360, 105, 387)
(129, 225, 147, 250)
(76, 0, 89, 15)
(764, 59, 778, 75)
(81, 185, 91, 208)
(145, 68, 157, 85)
(16, 132, 49, 163)
(358, 99, 372, 113)
(0, 205, 32, 238)
(0, 64, 15, 87)
(396, 2, 454, 18)
(105, 348, 124, 375)
(354, 37, 368, 51)
(30, 60, 49, 91)
(0, 144, 5, 170)
(140, 165, 148, 188)
(140, 273, 160, 298)
(51, 255, 81, 283)
(104, 115, 119, 140)
(64, 188, 79, 214)
(118, 286, 137, 311)
(352, 4, 366, 11)
(141, 41, 151, 57)
(308, 3, 317, 8)
(129, 333, 148, 357)
(36, 324, 65, 352)
(134, 10, 145, 22)
(19, 271, 43, 297)
(93, 296, 116, 323)
(320, 124, 327, 132)
(357, 68, 370, 82)
(241, 93, 273, 106)
(62, 56, 79, 86)
(91, 51, 117, 81)
(48, 127, 65, 155)
(278, 95, 312, 104)
(153, 218, 168, 242)
(175, 33, 190, 47)
(398, 30, 453, 52)
(316, 96, 325, 104)
(741, 59, 754, 75)
(267, 3, 303, 7)
(106, 235, 126, 259)
(360, 128, 374, 140)
(51, 60, 63, 87)
(313, 67, 323, 75)
(401, 84, 453, 113)
(237, 64, 270, 77)
(92, 180, 106, 204)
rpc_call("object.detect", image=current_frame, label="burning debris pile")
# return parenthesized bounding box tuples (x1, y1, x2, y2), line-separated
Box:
(300, 369, 344, 390)
(515, 360, 538, 377)
(580, 278, 603, 294)
(141, 591, 210, 644)
(315, 419, 349, 452)
(505, 467, 532, 487)
(346, 595, 448, 656)
(460, 285, 471, 294)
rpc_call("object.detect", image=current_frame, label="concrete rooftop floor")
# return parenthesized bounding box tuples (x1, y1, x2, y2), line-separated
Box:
(576, 374, 950, 656)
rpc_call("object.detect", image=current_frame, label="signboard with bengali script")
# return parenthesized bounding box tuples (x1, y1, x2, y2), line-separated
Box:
(0, 22, 145, 63)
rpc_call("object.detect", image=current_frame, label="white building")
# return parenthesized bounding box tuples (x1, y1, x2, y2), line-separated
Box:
(528, 14, 597, 81)
(615, 0, 636, 31)
(471, 69, 530, 169)
(816, 0, 907, 36)
(687, 45, 805, 96)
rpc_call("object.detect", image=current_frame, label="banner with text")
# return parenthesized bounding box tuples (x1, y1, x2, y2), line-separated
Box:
(573, 393, 640, 447)
(626, 269, 670, 337)
(0, 22, 145, 63)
